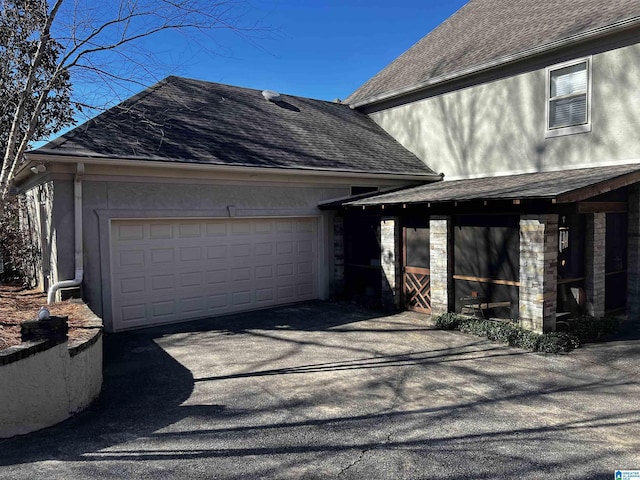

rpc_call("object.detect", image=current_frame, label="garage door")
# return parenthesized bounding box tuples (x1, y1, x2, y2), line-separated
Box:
(110, 217, 318, 330)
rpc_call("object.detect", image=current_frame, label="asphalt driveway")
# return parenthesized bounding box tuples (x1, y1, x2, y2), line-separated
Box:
(0, 301, 639, 479)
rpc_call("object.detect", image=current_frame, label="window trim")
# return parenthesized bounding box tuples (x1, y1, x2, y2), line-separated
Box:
(545, 57, 592, 138)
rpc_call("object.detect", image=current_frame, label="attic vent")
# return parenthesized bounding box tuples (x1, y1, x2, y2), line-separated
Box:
(262, 90, 281, 102)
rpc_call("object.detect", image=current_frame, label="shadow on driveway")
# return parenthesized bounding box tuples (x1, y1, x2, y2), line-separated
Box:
(0, 301, 638, 479)
(0, 302, 387, 466)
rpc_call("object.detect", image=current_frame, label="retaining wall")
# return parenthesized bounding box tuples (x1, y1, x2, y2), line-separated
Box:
(0, 309, 102, 439)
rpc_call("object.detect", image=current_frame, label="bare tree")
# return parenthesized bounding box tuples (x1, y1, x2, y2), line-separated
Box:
(0, 0, 260, 201)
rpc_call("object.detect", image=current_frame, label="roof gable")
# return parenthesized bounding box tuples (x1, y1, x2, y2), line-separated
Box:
(347, 0, 640, 105)
(36, 76, 436, 177)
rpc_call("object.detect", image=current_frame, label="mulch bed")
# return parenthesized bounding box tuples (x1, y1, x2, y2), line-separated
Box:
(0, 284, 97, 350)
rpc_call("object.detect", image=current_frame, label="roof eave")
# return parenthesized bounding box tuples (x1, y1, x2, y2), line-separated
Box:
(350, 15, 640, 109)
(343, 167, 640, 207)
(555, 170, 640, 203)
(318, 182, 444, 210)
(22, 150, 443, 182)
(345, 196, 552, 208)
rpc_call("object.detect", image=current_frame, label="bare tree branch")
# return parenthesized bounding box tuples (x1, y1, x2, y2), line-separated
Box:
(0, 0, 65, 199)
(0, 0, 267, 202)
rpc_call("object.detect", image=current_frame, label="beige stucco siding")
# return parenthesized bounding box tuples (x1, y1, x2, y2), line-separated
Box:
(62, 169, 411, 330)
(369, 43, 640, 179)
(28, 159, 421, 331)
(80, 179, 349, 329)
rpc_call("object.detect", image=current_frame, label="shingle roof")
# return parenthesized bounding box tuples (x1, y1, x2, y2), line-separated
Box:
(345, 164, 640, 206)
(36, 76, 436, 177)
(347, 0, 640, 105)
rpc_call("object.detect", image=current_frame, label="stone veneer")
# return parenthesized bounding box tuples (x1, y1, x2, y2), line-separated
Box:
(430, 217, 450, 315)
(628, 184, 640, 320)
(380, 217, 401, 310)
(519, 214, 558, 333)
(585, 213, 606, 318)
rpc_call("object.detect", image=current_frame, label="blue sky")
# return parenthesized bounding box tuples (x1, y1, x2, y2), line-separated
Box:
(146, 0, 469, 102)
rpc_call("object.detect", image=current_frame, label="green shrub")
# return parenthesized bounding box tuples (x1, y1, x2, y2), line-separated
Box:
(563, 316, 620, 342)
(485, 321, 514, 343)
(520, 331, 542, 350)
(458, 318, 488, 336)
(433, 313, 582, 354)
(457, 318, 515, 343)
(434, 312, 464, 330)
(536, 333, 580, 354)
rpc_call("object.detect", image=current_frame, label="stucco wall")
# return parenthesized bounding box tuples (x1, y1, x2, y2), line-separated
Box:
(81, 180, 351, 324)
(37, 171, 407, 331)
(52, 179, 75, 283)
(0, 334, 102, 439)
(42, 160, 418, 331)
(369, 43, 640, 179)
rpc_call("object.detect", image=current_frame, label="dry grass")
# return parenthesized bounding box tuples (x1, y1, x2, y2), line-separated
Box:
(0, 284, 96, 350)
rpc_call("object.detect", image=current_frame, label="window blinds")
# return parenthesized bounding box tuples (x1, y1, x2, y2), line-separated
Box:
(549, 62, 588, 129)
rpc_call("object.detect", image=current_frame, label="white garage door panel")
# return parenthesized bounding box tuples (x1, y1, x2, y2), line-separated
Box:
(111, 218, 318, 330)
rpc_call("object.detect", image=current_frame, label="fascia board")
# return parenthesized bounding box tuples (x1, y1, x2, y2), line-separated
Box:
(23, 152, 442, 182)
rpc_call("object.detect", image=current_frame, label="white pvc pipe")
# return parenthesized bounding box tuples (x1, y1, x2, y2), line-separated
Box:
(47, 163, 84, 304)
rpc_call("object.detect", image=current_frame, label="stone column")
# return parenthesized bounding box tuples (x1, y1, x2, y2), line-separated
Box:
(332, 214, 345, 299)
(584, 213, 606, 318)
(380, 217, 401, 310)
(430, 217, 451, 316)
(627, 185, 640, 320)
(519, 214, 558, 333)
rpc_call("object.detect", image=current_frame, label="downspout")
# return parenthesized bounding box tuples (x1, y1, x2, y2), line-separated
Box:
(47, 162, 84, 304)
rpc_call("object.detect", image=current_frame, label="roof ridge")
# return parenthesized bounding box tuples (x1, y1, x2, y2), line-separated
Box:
(161, 75, 348, 107)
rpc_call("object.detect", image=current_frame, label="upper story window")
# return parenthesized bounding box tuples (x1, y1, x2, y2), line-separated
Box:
(546, 58, 591, 138)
